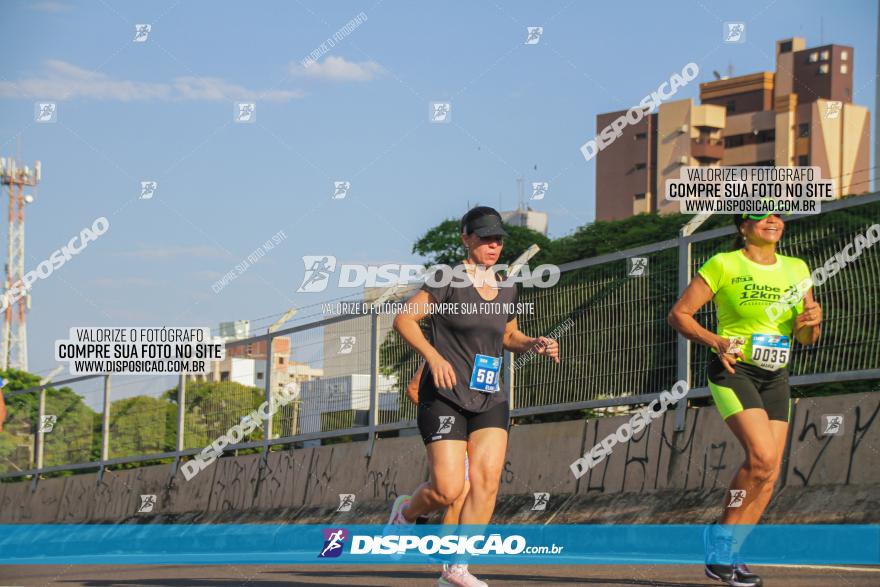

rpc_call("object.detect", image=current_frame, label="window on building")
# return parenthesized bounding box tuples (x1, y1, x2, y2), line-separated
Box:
(756, 129, 775, 143)
(634, 132, 647, 140)
(780, 40, 792, 53)
(820, 50, 830, 61)
(798, 123, 810, 138)
(845, 87, 851, 98)
(818, 63, 830, 74)
(798, 155, 809, 166)
(634, 193, 646, 200)
(634, 162, 646, 170)
(841, 64, 848, 74)
(278, 357, 285, 365)
(808, 52, 818, 63)
(756, 160, 775, 167)
(257, 372, 264, 380)
(841, 50, 849, 61)
(220, 372, 230, 382)
(726, 100, 736, 114)
(724, 134, 745, 148)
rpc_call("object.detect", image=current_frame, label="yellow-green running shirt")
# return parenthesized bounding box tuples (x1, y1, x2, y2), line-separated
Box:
(698, 249, 811, 370)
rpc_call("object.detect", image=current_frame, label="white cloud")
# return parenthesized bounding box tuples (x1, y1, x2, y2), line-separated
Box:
(93, 277, 166, 288)
(292, 56, 384, 82)
(115, 245, 229, 260)
(0, 60, 305, 102)
(29, 1, 72, 13)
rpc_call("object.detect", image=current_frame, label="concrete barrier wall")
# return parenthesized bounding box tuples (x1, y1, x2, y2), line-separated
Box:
(1, 391, 878, 523)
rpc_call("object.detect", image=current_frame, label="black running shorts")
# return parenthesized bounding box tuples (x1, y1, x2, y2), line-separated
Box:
(418, 393, 509, 445)
(707, 357, 791, 422)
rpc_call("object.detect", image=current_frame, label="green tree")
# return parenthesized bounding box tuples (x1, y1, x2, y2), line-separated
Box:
(0, 369, 98, 474)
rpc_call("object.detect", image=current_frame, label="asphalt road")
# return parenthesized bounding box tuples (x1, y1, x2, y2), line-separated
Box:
(2, 564, 880, 586)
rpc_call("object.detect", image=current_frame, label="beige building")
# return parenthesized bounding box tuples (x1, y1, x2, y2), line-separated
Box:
(595, 37, 871, 221)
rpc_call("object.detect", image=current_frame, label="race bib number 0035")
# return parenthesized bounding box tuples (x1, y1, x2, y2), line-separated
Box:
(469, 354, 501, 393)
(750, 334, 791, 371)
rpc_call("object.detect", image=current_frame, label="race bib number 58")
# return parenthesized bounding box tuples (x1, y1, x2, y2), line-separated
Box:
(751, 334, 790, 371)
(469, 354, 501, 393)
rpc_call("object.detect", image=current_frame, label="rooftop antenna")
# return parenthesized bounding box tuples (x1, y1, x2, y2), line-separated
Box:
(0, 153, 39, 371)
(516, 175, 525, 210)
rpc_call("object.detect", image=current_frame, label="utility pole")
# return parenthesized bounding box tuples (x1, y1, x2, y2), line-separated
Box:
(0, 157, 39, 371)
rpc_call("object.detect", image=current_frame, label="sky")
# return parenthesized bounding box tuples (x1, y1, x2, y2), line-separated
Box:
(0, 0, 876, 401)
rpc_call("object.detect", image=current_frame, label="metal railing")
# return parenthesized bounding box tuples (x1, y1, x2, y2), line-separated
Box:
(1, 193, 878, 480)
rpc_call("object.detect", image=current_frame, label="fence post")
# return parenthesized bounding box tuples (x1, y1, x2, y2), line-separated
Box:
(176, 373, 186, 453)
(35, 387, 46, 472)
(101, 374, 111, 462)
(674, 236, 692, 431)
(264, 336, 274, 448)
(365, 313, 380, 456)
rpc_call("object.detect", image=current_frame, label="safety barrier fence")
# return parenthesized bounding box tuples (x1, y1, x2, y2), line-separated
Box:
(1, 193, 878, 479)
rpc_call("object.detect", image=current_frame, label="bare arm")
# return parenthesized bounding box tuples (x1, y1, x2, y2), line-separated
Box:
(392, 290, 457, 390)
(668, 275, 743, 374)
(503, 318, 560, 363)
(794, 289, 822, 345)
(406, 362, 424, 405)
(0, 390, 6, 433)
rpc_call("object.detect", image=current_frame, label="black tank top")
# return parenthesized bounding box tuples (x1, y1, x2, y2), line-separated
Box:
(418, 266, 519, 412)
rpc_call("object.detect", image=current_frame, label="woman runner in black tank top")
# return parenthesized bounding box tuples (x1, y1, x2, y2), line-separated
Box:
(386, 206, 560, 585)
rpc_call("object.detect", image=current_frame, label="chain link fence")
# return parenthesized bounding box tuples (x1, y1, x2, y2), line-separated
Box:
(1, 194, 878, 479)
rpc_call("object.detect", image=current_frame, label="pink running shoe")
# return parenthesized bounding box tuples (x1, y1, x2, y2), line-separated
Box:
(438, 563, 488, 587)
(387, 494, 413, 526)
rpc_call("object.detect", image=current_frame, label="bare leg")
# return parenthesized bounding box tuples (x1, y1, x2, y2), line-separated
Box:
(404, 439, 466, 522)
(720, 409, 787, 525)
(442, 478, 470, 524)
(459, 428, 507, 525)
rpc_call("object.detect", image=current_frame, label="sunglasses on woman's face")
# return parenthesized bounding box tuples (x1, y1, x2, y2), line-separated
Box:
(742, 213, 783, 221)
